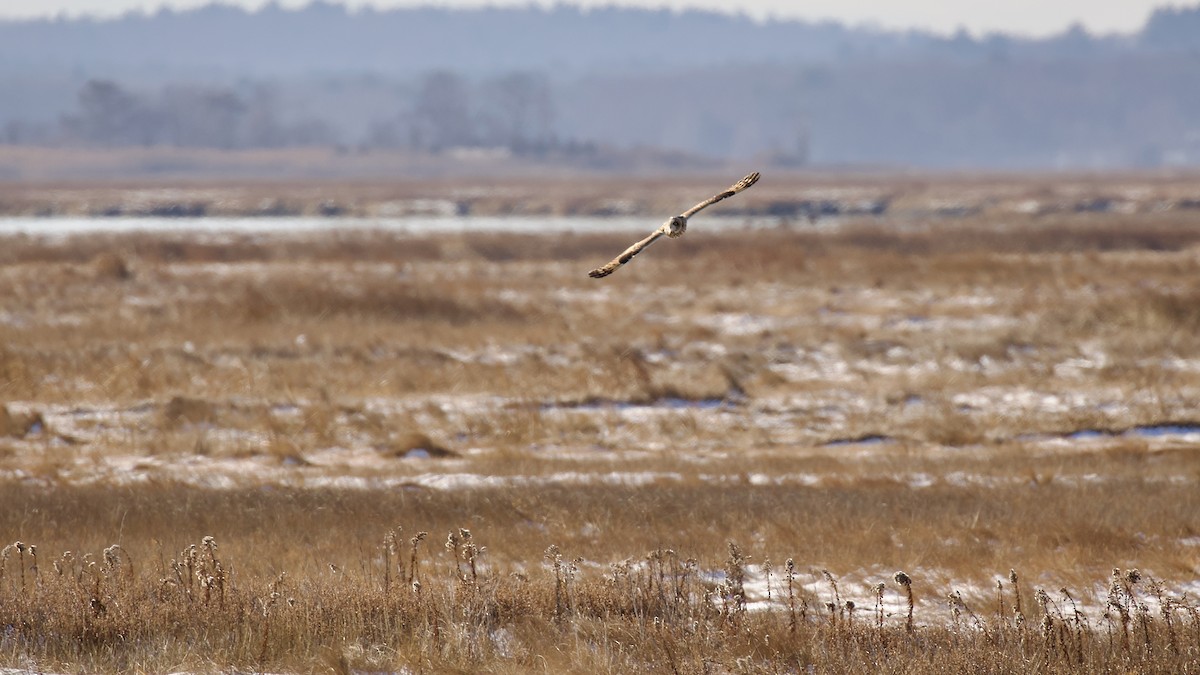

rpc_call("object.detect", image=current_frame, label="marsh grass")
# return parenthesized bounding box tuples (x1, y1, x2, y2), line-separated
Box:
(3, 177, 1200, 671)
(1, 490, 1197, 673)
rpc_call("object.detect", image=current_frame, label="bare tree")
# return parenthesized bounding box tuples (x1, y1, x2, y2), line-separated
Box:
(160, 85, 246, 148)
(478, 71, 555, 153)
(411, 70, 473, 151)
(2, 120, 53, 145)
(241, 85, 289, 148)
(65, 80, 160, 146)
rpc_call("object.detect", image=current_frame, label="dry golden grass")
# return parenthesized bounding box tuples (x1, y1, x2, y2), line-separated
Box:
(1, 485, 1198, 673)
(2, 175, 1200, 672)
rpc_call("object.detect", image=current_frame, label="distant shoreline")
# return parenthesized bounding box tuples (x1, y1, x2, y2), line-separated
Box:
(1, 148, 1199, 221)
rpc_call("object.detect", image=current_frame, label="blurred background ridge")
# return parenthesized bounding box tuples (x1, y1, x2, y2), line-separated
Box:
(1, 1, 1199, 173)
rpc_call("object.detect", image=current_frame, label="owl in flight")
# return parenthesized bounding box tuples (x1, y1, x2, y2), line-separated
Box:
(588, 171, 761, 278)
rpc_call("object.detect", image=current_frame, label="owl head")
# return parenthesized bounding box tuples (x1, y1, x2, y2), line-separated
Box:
(663, 215, 688, 238)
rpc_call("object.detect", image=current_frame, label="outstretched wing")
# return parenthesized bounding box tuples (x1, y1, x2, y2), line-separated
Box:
(680, 171, 760, 219)
(588, 229, 665, 278)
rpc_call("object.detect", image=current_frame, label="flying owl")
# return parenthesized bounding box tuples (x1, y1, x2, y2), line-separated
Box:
(588, 171, 761, 278)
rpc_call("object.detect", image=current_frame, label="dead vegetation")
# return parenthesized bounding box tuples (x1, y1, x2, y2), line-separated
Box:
(1, 175, 1200, 672)
(0, 486, 1198, 673)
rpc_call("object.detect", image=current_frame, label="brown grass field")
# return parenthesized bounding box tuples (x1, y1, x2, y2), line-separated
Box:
(1, 173, 1200, 673)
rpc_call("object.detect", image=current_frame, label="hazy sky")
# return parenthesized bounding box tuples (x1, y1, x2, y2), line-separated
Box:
(0, 0, 1177, 37)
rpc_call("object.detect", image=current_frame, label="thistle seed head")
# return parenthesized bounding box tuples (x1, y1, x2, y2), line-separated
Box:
(103, 544, 122, 568)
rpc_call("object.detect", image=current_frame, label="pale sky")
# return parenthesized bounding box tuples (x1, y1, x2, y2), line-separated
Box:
(0, 0, 1179, 37)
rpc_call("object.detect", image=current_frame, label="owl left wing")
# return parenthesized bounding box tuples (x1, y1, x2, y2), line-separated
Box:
(681, 171, 760, 219)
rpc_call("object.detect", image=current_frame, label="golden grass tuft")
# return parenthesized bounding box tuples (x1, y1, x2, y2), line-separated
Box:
(163, 395, 219, 427)
(0, 405, 43, 439)
(89, 251, 134, 281)
(379, 431, 457, 459)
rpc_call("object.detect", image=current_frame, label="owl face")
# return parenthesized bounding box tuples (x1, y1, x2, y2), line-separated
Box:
(664, 215, 688, 238)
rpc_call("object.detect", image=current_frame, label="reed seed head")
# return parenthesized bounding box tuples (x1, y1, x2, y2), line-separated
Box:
(1035, 589, 1050, 608)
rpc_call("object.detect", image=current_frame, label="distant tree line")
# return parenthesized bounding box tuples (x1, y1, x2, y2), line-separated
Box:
(4, 2, 1200, 168)
(370, 70, 557, 154)
(6, 70, 561, 155)
(7, 2, 1200, 78)
(1141, 5, 1200, 50)
(52, 80, 334, 148)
